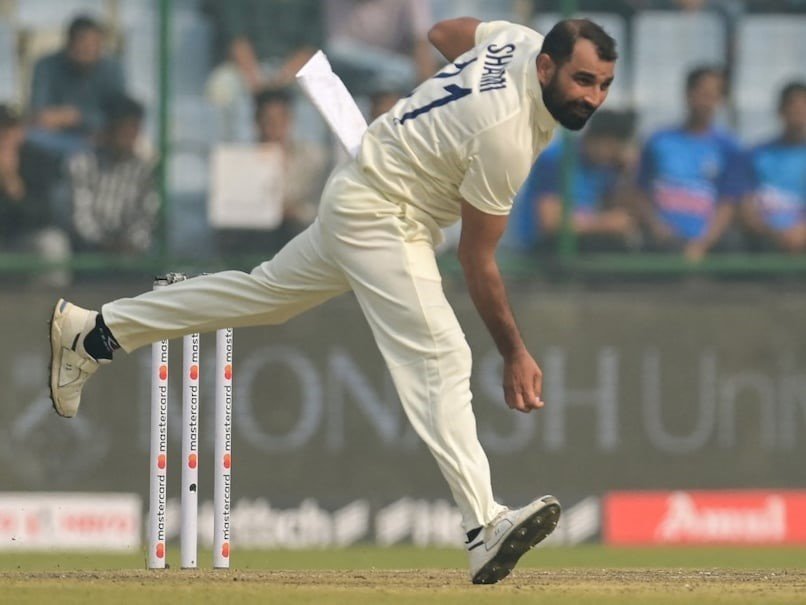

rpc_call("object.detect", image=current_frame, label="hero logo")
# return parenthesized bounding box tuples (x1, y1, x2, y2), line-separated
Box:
(656, 492, 786, 543)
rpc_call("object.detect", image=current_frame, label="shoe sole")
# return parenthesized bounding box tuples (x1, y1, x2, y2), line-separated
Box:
(472, 496, 562, 585)
(48, 298, 68, 417)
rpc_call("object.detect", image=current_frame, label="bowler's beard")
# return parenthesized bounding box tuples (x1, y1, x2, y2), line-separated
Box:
(542, 74, 597, 131)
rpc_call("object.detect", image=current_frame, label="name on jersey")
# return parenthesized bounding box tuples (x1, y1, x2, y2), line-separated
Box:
(480, 43, 515, 93)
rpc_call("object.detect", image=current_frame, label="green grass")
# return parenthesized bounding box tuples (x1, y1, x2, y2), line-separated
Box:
(2, 546, 805, 605)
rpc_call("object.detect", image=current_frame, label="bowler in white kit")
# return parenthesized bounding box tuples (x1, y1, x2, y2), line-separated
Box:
(49, 17, 617, 583)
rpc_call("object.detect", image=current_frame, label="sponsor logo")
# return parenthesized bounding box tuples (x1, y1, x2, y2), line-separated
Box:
(606, 490, 806, 545)
(0, 493, 140, 551)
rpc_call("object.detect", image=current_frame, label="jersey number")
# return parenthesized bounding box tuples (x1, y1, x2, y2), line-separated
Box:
(395, 58, 477, 125)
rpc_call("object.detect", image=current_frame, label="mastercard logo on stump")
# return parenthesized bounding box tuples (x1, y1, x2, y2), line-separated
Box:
(159, 365, 168, 380)
(190, 364, 199, 380)
(157, 454, 166, 470)
(221, 542, 230, 558)
(188, 453, 197, 469)
(224, 364, 233, 380)
(223, 453, 231, 469)
(156, 543, 165, 559)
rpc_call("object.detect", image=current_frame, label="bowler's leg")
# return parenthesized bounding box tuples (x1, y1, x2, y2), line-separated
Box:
(50, 221, 348, 417)
(104, 220, 348, 352)
(321, 187, 505, 530)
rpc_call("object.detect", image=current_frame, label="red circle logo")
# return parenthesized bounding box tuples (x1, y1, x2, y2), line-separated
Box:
(190, 365, 199, 380)
(223, 453, 231, 469)
(188, 453, 197, 469)
(224, 364, 233, 380)
(156, 542, 165, 559)
(159, 365, 168, 380)
(157, 454, 166, 470)
(221, 542, 230, 558)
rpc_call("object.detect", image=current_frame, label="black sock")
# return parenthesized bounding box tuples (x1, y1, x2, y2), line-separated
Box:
(82, 314, 120, 361)
(466, 526, 482, 544)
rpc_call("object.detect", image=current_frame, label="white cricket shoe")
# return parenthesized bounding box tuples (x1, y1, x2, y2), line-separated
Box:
(49, 299, 107, 418)
(468, 495, 561, 584)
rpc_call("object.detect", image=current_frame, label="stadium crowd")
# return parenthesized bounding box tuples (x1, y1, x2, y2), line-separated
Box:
(0, 0, 803, 279)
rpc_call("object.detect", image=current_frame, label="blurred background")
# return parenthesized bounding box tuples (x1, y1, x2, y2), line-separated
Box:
(0, 0, 804, 555)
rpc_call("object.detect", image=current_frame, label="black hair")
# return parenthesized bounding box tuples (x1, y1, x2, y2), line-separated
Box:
(103, 94, 145, 127)
(779, 80, 806, 112)
(67, 14, 103, 44)
(685, 65, 725, 93)
(0, 104, 21, 130)
(255, 88, 293, 109)
(540, 19, 618, 66)
(585, 109, 635, 140)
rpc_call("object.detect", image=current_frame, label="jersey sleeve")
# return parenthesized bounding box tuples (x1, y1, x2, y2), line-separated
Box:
(636, 136, 657, 192)
(459, 119, 532, 216)
(475, 20, 543, 47)
(717, 141, 749, 201)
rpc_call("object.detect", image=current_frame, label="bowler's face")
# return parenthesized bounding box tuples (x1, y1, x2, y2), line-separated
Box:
(540, 39, 615, 131)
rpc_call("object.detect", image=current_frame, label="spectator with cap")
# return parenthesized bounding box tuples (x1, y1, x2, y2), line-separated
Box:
(67, 94, 158, 256)
(507, 110, 639, 253)
(0, 105, 70, 283)
(634, 66, 743, 262)
(737, 81, 806, 253)
(28, 14, 125, 156)
(324, 0, 437, 96)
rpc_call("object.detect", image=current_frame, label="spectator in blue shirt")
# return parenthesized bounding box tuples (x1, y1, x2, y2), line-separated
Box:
(508, 109, 637, 252)
(28, 15, 125, 156)
(635, 66, 742, 262)
(738, 81, 806, 253)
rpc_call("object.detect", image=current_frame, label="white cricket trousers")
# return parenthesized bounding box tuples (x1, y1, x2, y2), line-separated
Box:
(103, 162, 506, 531)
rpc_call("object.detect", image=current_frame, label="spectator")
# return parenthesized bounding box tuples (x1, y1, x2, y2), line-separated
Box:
(203, 0, 323, 142)
(508, 110, 638, 253)
(67, 95, 159, 255)
(0, 105, 70, 283)
(738, 81, 806, 253)
(28, 15, 125, 157)
(634, 66, 742, 262)
(324, 0, 437, 96)
(216, 87, 330, 255)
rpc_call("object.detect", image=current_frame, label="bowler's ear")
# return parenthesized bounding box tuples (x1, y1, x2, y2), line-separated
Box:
(536, 53, 556, 87)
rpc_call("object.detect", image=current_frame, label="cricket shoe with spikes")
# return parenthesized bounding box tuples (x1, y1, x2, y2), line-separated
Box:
(49, 299, 107, 418)
(468, 495, 562, 584)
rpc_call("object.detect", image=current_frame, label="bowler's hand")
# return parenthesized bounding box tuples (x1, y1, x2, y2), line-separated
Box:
(503, 350, 544, 413)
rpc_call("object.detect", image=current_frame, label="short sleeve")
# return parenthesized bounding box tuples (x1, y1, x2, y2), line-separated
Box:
(636, 137, 656, 192)
(716, 140, 748, 201)
(29, 56, 51, 112)
(459, 120, 531, 216)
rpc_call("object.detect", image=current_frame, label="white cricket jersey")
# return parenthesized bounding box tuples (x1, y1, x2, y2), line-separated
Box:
(356, 20, 557, 227)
